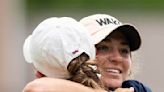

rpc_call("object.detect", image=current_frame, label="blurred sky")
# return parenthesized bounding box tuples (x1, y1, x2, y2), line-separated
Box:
(0, 0, 163, 92)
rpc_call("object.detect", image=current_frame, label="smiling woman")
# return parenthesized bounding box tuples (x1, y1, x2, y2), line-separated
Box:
(80, 14, 151, 92)
(95, 31, 132, 90)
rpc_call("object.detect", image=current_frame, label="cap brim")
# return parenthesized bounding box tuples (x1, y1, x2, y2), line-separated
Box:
(116, 24, 141, 51)
(23, 35, 33, 63)
(92, 24, 141, 51)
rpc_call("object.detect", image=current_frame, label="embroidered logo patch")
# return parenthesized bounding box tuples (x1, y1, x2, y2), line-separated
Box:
(72, 50, 79, 54)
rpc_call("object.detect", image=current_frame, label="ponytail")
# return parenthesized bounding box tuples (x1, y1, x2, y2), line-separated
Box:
(67, 53, 104, 89)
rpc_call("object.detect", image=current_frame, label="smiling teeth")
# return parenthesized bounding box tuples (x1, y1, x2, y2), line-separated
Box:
(107, 69, 119, 73)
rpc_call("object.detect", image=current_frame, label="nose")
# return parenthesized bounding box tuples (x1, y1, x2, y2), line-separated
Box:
(107, 49, 122, 63)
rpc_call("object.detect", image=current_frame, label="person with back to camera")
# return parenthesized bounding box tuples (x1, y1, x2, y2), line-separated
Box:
(23, 16, 134, 92)
(23, 14, 151, 92)
(23, 17, 107, 91)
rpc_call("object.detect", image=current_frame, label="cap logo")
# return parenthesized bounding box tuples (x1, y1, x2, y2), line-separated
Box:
(72, 50, 79, 54)
(96, 18, 120, 26)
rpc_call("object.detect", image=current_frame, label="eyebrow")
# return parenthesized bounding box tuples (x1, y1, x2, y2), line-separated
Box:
(103, 38, 129, 46)
(121, 41, 129, 46)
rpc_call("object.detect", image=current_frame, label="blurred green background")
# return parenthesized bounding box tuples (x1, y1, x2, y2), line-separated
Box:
(25, 0, 164, 19)
(25, 0, 164, 34)
(26, 0, 164, 11)
(0, 0, 163, 92)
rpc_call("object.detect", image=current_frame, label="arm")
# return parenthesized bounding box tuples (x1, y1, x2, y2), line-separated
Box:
(22, 77, 107, 92)
(22, 77, 134, 92)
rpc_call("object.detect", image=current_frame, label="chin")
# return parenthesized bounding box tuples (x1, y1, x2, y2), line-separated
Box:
(101, 77, 123, 89)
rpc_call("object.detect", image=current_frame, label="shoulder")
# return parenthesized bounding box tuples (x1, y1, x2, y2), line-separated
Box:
(122, 80, 152, 92)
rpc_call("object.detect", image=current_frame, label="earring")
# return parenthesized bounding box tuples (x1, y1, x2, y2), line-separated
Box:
(128, 70, 132, 76)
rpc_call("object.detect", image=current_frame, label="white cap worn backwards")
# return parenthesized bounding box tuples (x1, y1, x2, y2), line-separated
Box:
(23, 17, 95, 79)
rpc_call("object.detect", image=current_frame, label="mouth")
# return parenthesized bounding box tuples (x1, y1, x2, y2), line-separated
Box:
(104, 68, 122, 75)
(107, 68, 121, 73)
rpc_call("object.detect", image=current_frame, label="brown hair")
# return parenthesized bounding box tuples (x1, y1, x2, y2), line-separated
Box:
(67, 53, 104, 89)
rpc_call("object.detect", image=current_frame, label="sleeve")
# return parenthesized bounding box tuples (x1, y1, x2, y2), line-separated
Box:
(122, 80, 152, 92)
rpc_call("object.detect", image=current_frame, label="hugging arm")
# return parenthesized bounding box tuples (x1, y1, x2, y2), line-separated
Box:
(22, 77, 107, 92)
(23, 78, 135, 92)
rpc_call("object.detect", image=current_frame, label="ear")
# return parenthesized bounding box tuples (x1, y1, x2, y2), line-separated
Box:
(35, 71, 46, 78)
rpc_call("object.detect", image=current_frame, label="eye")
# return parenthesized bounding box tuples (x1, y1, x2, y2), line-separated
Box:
(119, 48, 130, 56)
(96, 45, 111, 54)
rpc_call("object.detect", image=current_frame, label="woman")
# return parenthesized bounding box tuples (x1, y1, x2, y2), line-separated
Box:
(23, 17, 105, 90)
(80, 14, 151, 92)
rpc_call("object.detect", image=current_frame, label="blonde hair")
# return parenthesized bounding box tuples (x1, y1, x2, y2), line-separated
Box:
(67, 53, 104, 89)
(128, 52, 141, 79)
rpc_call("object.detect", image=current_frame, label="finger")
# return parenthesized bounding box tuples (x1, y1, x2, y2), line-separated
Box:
(114, 87, 134, 92)
(129, 87, 134, 92)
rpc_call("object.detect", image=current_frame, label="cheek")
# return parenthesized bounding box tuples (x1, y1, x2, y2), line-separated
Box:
(127, 58, 132, 69)
(96, 55, 107, 67)
(122, 58, 131, 77)
(124, 59, 131, 68)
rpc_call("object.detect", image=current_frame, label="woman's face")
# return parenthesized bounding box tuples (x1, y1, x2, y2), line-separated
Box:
(95, 31, 131, 90)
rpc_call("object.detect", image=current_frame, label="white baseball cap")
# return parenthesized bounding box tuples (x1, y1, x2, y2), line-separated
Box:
(80, 14, 141, 51)
(23, 17, 95, 79)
